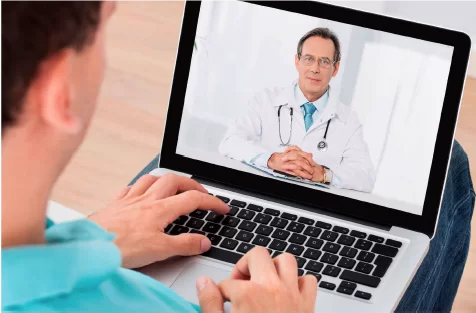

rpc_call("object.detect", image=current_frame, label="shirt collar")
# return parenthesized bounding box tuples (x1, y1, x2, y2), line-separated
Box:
(294, 83, 329, 114)
(2, 219, 121, 308)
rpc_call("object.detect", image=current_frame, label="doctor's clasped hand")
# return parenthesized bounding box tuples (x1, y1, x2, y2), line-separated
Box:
(268, 146, 326, 182)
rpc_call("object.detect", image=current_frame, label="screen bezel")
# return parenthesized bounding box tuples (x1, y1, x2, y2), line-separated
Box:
(160, 0, 471, 238)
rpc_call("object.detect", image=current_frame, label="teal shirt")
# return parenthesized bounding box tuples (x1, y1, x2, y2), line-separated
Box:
(2, 218, 200, 313)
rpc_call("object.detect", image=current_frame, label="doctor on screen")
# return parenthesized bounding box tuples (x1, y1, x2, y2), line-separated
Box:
(219, 27, 376, 192)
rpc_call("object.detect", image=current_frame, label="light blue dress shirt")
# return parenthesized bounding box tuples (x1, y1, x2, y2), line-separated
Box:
(2, 218, 199, 313)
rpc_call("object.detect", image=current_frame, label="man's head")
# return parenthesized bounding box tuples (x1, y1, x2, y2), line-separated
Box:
(295, 27, 341, 99)
(2, 1, 115, 165)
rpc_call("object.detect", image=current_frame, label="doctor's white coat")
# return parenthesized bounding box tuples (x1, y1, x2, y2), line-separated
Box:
(218, 81, 376, 192)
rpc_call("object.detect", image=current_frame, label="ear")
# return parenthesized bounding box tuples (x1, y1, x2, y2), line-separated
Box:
(295, 54, 300, 70)
(332, 61, 340, 77)
(33, 49, 82, 134)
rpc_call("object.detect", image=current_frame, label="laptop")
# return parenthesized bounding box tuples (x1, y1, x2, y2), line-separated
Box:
(139, 1, 471, 312)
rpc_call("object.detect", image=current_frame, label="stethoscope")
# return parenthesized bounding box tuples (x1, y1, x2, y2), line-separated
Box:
(278, 104, 331, 151)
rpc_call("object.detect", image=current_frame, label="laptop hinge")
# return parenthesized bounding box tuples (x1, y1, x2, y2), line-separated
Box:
(193, 175, 392, 232)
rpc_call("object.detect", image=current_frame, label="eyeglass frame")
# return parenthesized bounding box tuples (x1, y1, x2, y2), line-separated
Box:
(298, 53, 337, 69)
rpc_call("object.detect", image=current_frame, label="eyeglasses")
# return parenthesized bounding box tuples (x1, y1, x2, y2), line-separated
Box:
(299, 55, 336, 69)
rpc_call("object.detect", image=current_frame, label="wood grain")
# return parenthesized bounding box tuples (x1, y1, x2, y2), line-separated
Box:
(50, 1, 476, 311)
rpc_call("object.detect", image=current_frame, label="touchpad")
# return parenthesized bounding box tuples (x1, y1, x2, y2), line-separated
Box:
(170, 262, 232, 305)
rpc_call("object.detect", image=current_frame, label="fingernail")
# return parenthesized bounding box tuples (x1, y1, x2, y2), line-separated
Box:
(196, 277, 210, 293)
(200, 238, 211, 253)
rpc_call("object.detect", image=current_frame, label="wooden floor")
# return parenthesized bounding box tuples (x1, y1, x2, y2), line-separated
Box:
(50, 2, 476, 311)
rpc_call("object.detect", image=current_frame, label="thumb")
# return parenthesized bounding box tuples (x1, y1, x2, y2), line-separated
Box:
(196, 277, 225, 313)
(167, 233, 211, 256)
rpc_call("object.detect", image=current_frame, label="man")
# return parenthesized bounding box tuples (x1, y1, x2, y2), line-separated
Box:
(2, 2, 474, 313)
(219, 28, 376, 192)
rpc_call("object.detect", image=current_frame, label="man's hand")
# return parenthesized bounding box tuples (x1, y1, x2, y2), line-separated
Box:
(88, 174, 229, 269)
(267, 149, 315, 179)
(196, 247, 318, 313)
(284, 146, 325, 182)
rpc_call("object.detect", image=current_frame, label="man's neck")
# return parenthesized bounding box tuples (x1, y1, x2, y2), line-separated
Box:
(299, 83, 328, 103)
(2, 127, 64, 248)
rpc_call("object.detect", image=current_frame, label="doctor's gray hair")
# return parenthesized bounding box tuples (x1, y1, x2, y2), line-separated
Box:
(297, 27, 341, 63)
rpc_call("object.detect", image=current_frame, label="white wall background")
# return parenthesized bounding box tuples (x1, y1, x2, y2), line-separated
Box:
(178, 1, 453, 209)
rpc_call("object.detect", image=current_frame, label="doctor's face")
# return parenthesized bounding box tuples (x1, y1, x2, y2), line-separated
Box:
(295, 36, 340, 97)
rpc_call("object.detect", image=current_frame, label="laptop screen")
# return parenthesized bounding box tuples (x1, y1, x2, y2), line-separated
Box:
(175, 1, 454, 216)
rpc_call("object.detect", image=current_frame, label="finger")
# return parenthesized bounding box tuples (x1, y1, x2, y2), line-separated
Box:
(165, 233, 212, 257)
(284, 145, 302, 153)
(196, 277, 225, 313)
(273, 253, 299, 288)
(289, 169, 313, 180)
(125, 174, 160, 198)
(160, 190, 230, 221)
(284, 151, 315, 166)
(218, 279, 250, 302)
(286, 160, 314, 175)
(114, 186, 131, 200)
(299, 275, 318, 307)
(230, 247, 278, 283)
(144, 173, 208, 200)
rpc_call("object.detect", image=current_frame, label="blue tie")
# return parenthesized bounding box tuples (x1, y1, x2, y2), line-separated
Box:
(302, 102, 317, 132)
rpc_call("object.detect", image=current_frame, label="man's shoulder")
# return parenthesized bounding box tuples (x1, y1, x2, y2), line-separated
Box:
(249, 84, 291, 108)
(335, 101, 362, 127)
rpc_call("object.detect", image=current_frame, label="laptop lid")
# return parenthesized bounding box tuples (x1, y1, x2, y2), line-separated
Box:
(160, 0, 471, 238)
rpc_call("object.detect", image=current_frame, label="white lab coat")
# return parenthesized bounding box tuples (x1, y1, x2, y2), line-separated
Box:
(218, 80, 376, 192)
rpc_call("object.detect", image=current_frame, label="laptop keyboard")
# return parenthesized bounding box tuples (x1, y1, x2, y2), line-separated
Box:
(165, 194, 403, 301)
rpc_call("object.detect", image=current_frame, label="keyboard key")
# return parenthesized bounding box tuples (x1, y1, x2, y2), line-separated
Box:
(337, 235, 356, 246)
(252, 235, 271, 247)
(256, 225, 273, 236)
(272, 229, 290, 240)
(216, 196, 230, 203)
(238, 209, 255, 220)
(207, 234, 222, 246)
(164, 224, 172, 233)
(298, 217, 315, 225)
(236, 231, 254, 243)
(319, 281, 336, 290)
(170, 225, 189, 235)
(320, 230, 338, 242)
(219, 227, 237, 238)
(373, 255, 393, 278)
(238, 221, 257, 232)
(186, 218, 205, 229)
(203, 222, 221, 234)
(264, 208, 280, 216)
(368, 234, 384, 243)
(247, 204, 263, 212)
(303, 248, 322, 260)
(289, 233, 307, 245)
(355, 262, 374, 274)
(287, 222, 305, 233)
(323, 242, 341, 254)
(206, 212, 225, 223)
(254, 213, 272, 224)
(333, 226, 349, 234)
(357, 251, 376, 263)
(298, 269, 304, 276)
(337, 257, 356, 270)
(267, 249, 273, 255)
(230, 199, 246, 208)
(306, 271, 322, 281)
(228, 206, 239, 216)
(355, 291, 372, 300)
(295, 256, 306, 268)
(286, 244, 304, 256)
(355, 239, 372, 251)
(304, 226, 322, 238)
(220, 238, 238, 250)
(305, 261, 324, 273)
(190, 210, 208, 219)
(202, 247, 242, 264)
(350, 230, 367, 238)
(222, 216, 240, 227)
(237, 242, 255, 254)
(340, 281, 357, 290)
(270, 217, 288, 229)
(174, 215, 188, 225)
(306, 238, 324, 250)
(372, 243, 398, 257)
(315, 221, 332, 229)
(337, 286, 354, 295)
(386, 239, 403, 248)
(269, 239, 288, 251)
(340, 270, 381, 288)
(321, 253, 338, 265)
(281, 212, 297, 221)
(322, 265, 341, 277)
(272, 251, 282, 258)
(190, 230, 205, 235)
(339, 246, 358, 258)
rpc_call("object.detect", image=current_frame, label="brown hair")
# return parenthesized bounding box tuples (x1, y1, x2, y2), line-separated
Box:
(297, 27, 341, 63)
